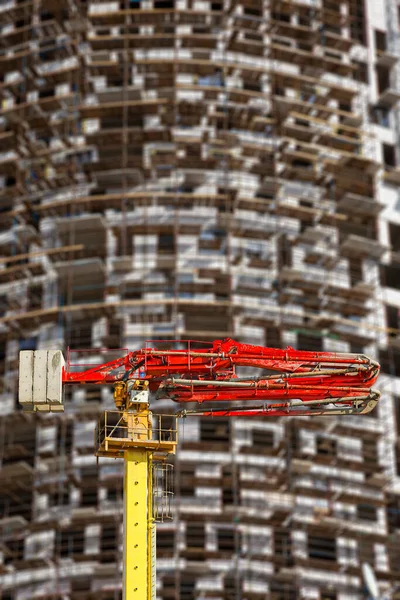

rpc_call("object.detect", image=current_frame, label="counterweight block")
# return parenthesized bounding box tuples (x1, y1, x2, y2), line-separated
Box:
(18, 350, 65, 412)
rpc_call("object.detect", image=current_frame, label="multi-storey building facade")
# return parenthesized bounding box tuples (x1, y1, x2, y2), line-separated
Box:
(1, 0, 400, 597)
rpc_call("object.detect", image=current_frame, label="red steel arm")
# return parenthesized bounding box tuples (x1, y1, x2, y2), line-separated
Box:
(63, 338, 380, 416)
(64, 338, 379, 384)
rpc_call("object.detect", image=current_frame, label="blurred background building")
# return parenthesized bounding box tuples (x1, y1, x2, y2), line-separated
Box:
(1, 0, 400, 597)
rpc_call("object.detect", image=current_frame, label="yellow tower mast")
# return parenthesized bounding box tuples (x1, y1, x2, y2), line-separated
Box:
(95, 382, 178, 600)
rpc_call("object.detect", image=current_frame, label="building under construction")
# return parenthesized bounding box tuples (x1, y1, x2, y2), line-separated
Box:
(1, 0, 400, 597)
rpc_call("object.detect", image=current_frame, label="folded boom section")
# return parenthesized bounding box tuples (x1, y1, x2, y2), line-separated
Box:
(63, 338, 380, 417)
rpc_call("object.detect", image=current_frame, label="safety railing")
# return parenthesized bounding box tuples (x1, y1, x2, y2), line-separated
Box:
(143, 338, 213, 375)
(95, 410, 178, 458)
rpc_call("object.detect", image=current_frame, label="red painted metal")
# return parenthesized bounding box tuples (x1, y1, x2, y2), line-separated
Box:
(63, 338, 380, 417)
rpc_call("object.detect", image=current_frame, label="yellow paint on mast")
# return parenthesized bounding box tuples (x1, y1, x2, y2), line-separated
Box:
(147, 454, 156, 600)
(124, 449, 149, 599)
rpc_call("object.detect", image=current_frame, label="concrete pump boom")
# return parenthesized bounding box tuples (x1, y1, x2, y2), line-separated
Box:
(61, 338, 380, 416)
(18, 339, 381, 599)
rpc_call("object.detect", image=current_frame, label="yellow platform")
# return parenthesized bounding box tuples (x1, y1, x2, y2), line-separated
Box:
(95, 409, 178, 459)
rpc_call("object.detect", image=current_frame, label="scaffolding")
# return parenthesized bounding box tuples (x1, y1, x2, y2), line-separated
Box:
(0, 0, 400, 598)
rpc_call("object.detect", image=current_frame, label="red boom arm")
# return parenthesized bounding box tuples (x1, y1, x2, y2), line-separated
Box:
(63, 339, 380, 417)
